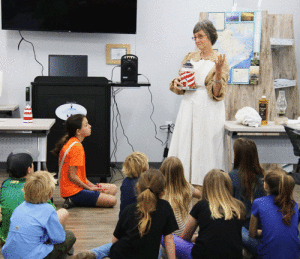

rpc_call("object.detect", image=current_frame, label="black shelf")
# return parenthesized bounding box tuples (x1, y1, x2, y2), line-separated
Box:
(110, 82, 150, 87)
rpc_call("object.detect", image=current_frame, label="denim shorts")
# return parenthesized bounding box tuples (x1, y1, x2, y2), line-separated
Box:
(69, 189, 100, 207)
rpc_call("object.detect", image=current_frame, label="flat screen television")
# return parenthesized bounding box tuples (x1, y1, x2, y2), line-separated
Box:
(1, 0, 137, 34)
(49, 55, 88, 77)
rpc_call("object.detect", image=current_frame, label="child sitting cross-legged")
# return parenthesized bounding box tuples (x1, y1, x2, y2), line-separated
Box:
(74, 169, 178, 259)
(173, 169, 246, 259)
(0, 151, 69, 244)
(246, 169, 300, 259)
(2, 171, 76, 259)
(119, 151, 148, 216)
(160, 156, 201, 258)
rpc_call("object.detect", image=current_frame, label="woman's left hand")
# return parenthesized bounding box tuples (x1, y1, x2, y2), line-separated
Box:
(215, 54, 226, 73)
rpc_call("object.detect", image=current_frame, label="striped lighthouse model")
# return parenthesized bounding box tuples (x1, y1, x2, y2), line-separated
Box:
(23, 87, 33, 123)
(180, 60, 195, 89)
(23, 104, 33, 123)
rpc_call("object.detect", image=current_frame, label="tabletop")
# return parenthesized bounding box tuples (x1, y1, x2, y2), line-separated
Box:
(224, 121, 300, 133)
(0, 105, 19, 111)
(0, 118, 56, 131)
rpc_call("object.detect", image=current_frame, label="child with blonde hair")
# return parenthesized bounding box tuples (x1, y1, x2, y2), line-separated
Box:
(74, 169, 178, 259)
(160, 156, 201, 236)
(159, 156, 201, 258)
(120, 151, 148, 215)
(247, 169, 300, 259)
(2, 171, 76, 259)
(174, 169, 246, 259)
(0, 152, 69, 243)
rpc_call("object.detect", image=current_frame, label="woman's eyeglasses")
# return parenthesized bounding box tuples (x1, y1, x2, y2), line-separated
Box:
(192, 35, 206, 41)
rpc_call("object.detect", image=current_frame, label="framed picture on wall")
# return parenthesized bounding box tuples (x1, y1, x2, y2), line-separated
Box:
(208, 12, 225, 30)
(106, 44, 131, 65)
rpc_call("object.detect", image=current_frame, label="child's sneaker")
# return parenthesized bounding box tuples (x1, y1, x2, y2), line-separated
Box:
(74, 251, 96, 259)
(63, 198, 75, 209)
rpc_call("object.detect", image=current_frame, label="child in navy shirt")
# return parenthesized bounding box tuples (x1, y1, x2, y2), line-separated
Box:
(119, 151, 148, 215)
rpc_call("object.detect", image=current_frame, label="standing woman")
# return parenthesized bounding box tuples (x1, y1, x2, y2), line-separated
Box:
(168, 20, 229, 185)
(52, 114, 117, 208)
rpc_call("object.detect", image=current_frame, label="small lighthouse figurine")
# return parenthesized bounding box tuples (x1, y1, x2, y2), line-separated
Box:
(23, 87, 33, 123)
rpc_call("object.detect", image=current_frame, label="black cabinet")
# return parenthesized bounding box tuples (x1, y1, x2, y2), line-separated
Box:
(32, 76, 111, 180)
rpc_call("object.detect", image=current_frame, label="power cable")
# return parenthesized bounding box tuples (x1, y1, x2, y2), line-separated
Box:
(138, 74, 164, 146)
(18, 31, 44, 76)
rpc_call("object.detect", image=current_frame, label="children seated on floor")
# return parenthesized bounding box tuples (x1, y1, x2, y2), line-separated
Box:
(159, 156, 201, 258)
(228, 137, 266, 256)
(52, 114, 117, 208)
(229, 138, 266, 230)
(119, 151, 148, 216)
(167, 169, 246, 259)
(2, 171, 76, 259)
(0, 151, 69, 244)
(74, 169, 178, 259)
(245, 169, 300, 259)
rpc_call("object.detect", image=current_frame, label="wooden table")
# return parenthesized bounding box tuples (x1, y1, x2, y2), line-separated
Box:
(0, 119, 55, 170)
(224, 121, 299, 171)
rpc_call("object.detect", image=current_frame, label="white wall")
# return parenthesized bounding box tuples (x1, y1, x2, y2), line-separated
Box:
(0, 0, 299, 162)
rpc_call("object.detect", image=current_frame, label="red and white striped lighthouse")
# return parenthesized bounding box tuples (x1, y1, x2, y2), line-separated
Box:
(23, 105, 33, 123)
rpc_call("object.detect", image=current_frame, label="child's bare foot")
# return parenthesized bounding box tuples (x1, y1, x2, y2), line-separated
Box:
(74, 251, 96, 259)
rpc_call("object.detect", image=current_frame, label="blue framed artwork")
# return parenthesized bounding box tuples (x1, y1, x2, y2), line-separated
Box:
(207, 11, 262, 85)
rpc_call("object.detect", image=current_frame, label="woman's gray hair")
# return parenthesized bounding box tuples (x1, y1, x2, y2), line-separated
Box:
(193, 20, 218, 46)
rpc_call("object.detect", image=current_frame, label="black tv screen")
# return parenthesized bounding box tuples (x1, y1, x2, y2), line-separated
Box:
(49, 55, 88, 77)
(1, 0, 137, 34)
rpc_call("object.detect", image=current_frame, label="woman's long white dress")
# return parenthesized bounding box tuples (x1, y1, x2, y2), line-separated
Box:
(168, 59, 225, 185)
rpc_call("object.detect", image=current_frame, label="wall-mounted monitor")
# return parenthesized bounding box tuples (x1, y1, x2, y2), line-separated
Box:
(49, 55, 88, 77)
(1, 0, 137, 34)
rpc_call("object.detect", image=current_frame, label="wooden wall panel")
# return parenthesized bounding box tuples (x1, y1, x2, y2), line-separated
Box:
(269, 14, 299, 119)
(199, 11, 299, 121)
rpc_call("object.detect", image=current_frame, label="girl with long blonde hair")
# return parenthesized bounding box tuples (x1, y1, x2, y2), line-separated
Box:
(247, 169, 300, 259)
(160, 156, 201, 236)
(74, 169, 178, 259)
(173, 169, 246, 259)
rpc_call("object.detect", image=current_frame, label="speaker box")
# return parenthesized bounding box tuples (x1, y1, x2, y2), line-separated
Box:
(121, 54, 138, 83)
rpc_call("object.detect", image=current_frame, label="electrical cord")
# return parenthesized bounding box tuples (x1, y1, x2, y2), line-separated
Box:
(159, 123, 175, 146)
(109, 166, 125, 184)
(160, 123, 175, 162)
(110, 89, 119, 162)
(138, 74, 165, 146)
(18, 31, 44, 76)
(110, 71, 166, 167)
(110, 65, 120, 82)
(109, 67, 135, 166)
(113, 93, 135, 152)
